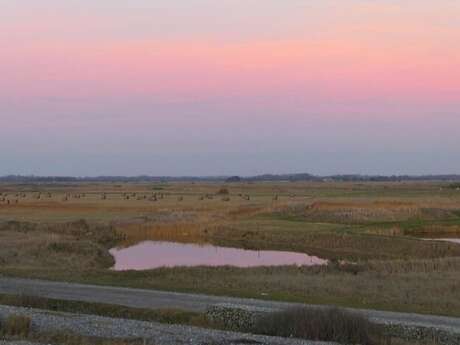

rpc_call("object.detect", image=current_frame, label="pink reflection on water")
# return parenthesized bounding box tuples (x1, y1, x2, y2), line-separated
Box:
(437, 238, 460, 244)
(109, 241, 327, 271)
(422, 237, 460, 244)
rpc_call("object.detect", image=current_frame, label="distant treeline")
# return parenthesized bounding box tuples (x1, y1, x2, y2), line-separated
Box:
(1, 174, 460, 183)
(235, 174, 460, 182)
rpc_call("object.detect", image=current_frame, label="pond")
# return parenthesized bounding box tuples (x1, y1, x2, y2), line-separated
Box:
(421, 235, 460, 245)
(431, 238, 460, 244)
(109, 241, 327, 271)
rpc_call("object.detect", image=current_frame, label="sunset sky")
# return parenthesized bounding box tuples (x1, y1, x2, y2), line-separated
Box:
(1, 1, 459, 176)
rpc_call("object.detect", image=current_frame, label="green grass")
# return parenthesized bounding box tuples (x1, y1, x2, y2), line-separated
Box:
(0, 293, 207, 327)
(3, 256, 460, 317)
(210, 218, 460, 260)
(1, 328, 142, 345)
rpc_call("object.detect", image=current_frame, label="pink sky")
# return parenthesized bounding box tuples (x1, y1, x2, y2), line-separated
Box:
(1, 1, 459, 176)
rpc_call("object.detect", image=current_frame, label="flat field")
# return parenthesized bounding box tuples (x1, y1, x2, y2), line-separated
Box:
(2, 181, 460, 316)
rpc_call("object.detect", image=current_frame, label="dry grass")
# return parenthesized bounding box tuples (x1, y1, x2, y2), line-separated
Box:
(254, 307, 383, 345)
(2, 328, 143, 345)
(0, 314, 31, 337)
(366, 256, 460, 274)
(0, 294, 441, 345)
(3, 256, 460, 317)
(407, 224, 460, 237)
(0, 294, 207, 327)
(209, 220, 460, 261)
(309, 201, 419, 209)
(274, 201, 459, 224)
(0, 220, 118, 270)
(114, 214, 219, 247)
(1, 181, 460, 318)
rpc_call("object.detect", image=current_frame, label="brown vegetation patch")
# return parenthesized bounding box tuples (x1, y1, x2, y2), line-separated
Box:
(227, 205, 266, 218)
(309, 201, 418, 210)
(408, 224, 460, 237)
(0, 314, 32, 337)
(273, 201, 460, 224)
(254, 307, 383, 345)
(115, 221, 212, 246)
(0, 220, 117, 270)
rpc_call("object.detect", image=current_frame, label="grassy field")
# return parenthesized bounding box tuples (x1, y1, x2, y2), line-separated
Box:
(0, 294, 441, 345)
(1, 181, 460, 317)
(0, 296, 436, 345)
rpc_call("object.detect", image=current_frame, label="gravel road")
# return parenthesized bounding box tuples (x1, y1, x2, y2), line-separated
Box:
(0, 305, 335, 345)
(1, 277, 460, 336)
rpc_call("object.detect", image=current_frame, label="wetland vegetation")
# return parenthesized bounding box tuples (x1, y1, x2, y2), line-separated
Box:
(2, 181, 460, 318)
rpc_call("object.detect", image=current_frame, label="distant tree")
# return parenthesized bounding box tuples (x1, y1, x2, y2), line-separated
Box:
(226, 176, 241, 183)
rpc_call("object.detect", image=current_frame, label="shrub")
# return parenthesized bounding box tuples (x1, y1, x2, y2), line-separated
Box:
(226, 176, 241, 183)
(217, 187, 229, 195)
(47, 242, 73, 252)
(253, 307, 383, 345)
(0, 314, 32, 337)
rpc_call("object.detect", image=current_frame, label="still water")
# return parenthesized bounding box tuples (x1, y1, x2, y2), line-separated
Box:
(434, 238, 460, 244)
(110, 241, 327, 271)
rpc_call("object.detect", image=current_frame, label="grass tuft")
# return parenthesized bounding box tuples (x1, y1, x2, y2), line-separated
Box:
(0, 314, 32, 337)
(254, 307, 383, 345)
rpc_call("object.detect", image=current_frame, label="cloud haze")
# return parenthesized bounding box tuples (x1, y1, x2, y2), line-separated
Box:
(1, 1, 459, 176)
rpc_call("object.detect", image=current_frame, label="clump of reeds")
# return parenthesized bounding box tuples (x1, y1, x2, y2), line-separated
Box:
(0, 314, 32, 337)
(217, 187, 229, 195)
(253, 307, 383, 345)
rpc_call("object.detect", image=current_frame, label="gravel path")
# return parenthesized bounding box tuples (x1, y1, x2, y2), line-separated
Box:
(0, 305, 335, 345)
(1, 277, 460, 336)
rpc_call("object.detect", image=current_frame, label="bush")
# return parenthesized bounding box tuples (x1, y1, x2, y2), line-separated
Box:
(449, 183, 460, 189)
(217, 187, 229, 195)
(253, 307, 383, 345)
(47, 242, 74, 252)
(0, 314, 32, 337)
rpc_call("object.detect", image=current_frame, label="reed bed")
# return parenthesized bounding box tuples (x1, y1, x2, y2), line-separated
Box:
(115, 221, 212, 246)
